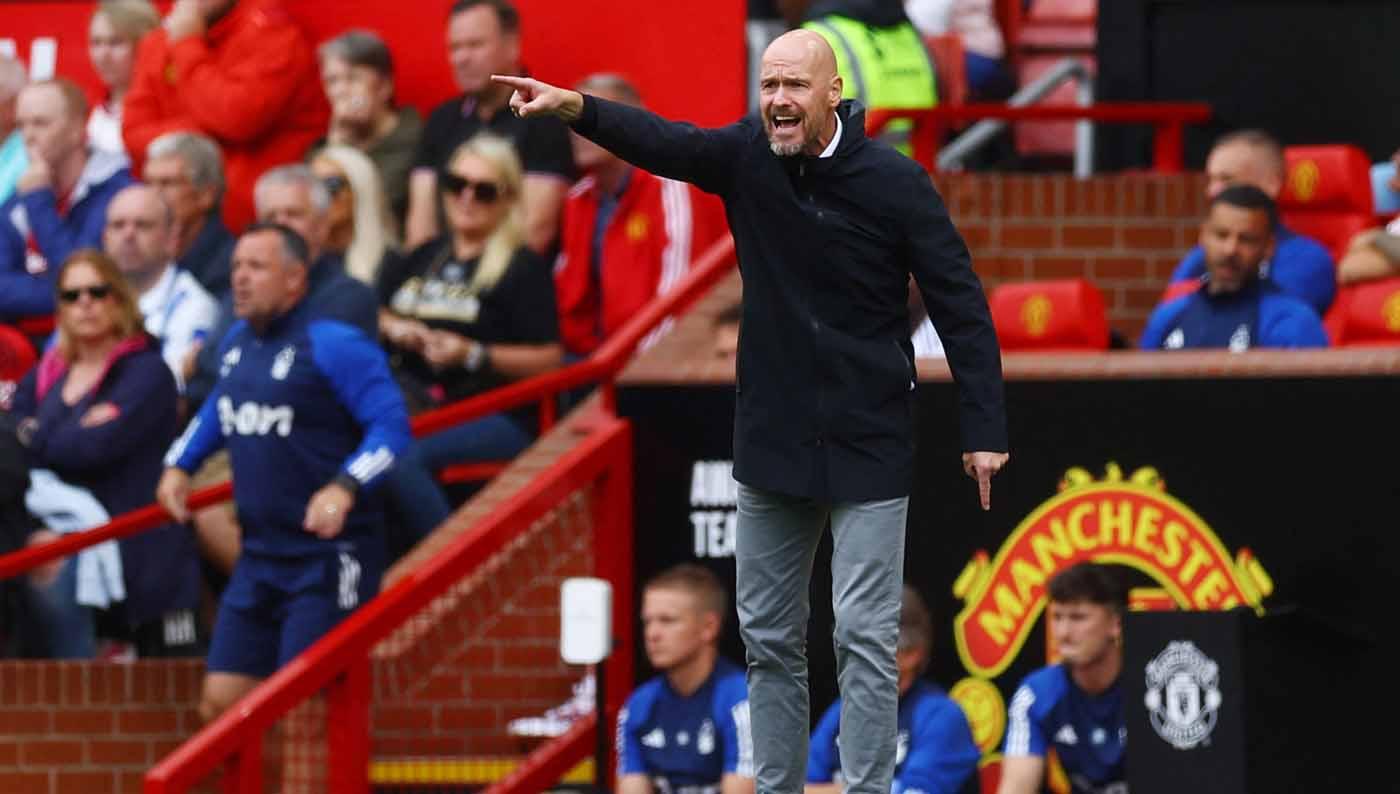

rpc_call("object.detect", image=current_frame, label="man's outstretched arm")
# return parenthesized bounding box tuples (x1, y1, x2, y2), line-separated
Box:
(493, 75, 745, 195)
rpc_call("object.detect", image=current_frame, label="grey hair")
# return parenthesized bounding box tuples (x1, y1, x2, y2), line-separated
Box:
(318, 29, 394, 78)
(0, 56, 25, 101)
(146, 131, 226, 202)
(254, 164, 331, 216)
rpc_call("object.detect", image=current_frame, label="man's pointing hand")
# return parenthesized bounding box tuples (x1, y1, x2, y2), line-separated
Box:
(491, 75, 584, 122)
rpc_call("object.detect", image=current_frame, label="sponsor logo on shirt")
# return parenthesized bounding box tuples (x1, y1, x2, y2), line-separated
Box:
(217, 397, 294, 437)
(1055, 724, 1079, 746)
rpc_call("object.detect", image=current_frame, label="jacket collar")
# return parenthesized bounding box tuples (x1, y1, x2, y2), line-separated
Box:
(35, 333, 151, 402)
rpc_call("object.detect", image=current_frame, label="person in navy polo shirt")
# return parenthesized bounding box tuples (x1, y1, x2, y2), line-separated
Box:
(618, 564, 755, 794)
(1140, 185, 1328, 351)
(996, 563, 1128, 794)
(155, 221, 410, 724)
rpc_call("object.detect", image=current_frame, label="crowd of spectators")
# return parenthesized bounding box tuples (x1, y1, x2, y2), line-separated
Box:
(0, 0, 1393, 770)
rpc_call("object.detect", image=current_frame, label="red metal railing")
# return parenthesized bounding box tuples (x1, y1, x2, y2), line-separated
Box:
(143, 411, 634, 794)
(866, 103, 1213, 174)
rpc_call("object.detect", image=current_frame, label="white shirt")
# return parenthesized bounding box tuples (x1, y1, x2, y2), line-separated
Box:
(86, 103, 129, 163)
(138, 265, 220, 392)
(819, 113, 844, 159)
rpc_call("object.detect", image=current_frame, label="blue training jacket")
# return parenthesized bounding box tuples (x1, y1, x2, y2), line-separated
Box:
(1140, 277, 1329, 350)
(617, 657, 753, 793)
(1005, 664, 1125, 794)
(808, 679, 980, 794)
(166, 301, 411, 557)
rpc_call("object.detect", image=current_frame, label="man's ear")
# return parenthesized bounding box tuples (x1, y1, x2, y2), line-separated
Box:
(830, 75, 843, 108)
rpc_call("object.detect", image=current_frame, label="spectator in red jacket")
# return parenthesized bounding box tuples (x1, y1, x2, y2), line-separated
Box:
(122, 0, 328, 234)
(554, 74, 727, 357)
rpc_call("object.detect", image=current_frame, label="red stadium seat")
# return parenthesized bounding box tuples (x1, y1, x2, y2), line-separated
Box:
(1324, 277, 1400, 347)
(990, 278, 1110, 351)
(1278, 144, 1375, 261)
(0, 324, 37, 383)
(924, 34, 968, 109)
(1018, 0, 1097, 50)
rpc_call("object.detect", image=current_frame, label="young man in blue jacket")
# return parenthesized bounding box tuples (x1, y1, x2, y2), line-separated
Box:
(996, 563, 1127, 794)
(618, 564, 754, 794)
(495, 28, 1008, 794)
(156, 222, 410, 724)
(1141, 185, 1329, 351)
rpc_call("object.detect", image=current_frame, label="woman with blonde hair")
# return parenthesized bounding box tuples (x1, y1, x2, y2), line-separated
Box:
(379, 133, 562, 542)
(88, 0, 159, 156)
(9, 249, 200, 658)
(310, 144, 400, 287)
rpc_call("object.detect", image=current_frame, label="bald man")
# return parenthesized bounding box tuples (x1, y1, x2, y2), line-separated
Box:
(0, 78, 133, 320)
(496, 30, 1008, 794)
(103, 184, 220, 390)
(1162, 129, 1335, 315)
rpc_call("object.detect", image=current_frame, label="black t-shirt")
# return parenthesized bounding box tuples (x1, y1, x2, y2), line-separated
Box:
(379, 238, 559, 406)
(414, 94, 575, 180)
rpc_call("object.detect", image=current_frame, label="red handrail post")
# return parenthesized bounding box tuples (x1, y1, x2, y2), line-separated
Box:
(539, 392, 557, 431)
(220, 739, 261, 794)
(326, 657, 372, 794)
(1154, 120, 1186, 173)
(592, 422, 635, 793)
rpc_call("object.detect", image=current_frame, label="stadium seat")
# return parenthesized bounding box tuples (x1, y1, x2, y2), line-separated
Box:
(990, 278, 1110, 351)
(1278, 144, 1375, 262)
(1323, 277, 1400, 347)
(924, 34, 968, 109)
(1017, 0, 1097, 50)
(0, 324, 37, 383)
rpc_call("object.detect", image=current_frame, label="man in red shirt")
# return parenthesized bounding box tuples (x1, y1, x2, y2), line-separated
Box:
(122, 0, 328, 234)
(554, 74, 727, 356)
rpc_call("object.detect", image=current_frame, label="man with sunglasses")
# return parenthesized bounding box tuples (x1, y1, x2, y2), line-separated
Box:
(494, 29, 1008, 794)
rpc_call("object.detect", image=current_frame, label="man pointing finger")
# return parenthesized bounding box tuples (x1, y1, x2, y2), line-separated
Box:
(495, 29, 1008, 794)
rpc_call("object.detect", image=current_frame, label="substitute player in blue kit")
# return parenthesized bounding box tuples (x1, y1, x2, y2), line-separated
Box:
(996, 562, 1128, 794)
(155, 222, 410, 724)
(618, 564, 755, 794)
(807, 586, 980, 794)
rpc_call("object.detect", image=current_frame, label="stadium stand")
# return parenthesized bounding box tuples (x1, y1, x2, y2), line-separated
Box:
(1278, 143, 1376, 262)
(989, 277, 1110, 351)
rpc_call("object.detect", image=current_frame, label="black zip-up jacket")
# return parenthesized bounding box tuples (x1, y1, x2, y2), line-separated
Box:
(573, 97, 1007, 501)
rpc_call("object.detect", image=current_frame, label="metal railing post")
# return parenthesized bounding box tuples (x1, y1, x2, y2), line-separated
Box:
(937, 58, 1089, 172)
(1073, 72, 1096, 179)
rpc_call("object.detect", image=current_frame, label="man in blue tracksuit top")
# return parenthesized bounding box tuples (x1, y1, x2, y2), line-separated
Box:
(996, 563, 1127, 794)
(618, 564, 755, 794)
(1140, 185, 1329, 351)
(808, 586, 979, 794)
(156, 221, 410, 725)
(1163, 129, 1335, 316)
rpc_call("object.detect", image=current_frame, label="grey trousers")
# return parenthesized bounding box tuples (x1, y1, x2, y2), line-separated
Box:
(735, 483, 909, 794)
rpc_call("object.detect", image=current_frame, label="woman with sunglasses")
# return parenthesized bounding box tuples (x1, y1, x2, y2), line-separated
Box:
(310, 144, 402, 290)
(7, 249, 200, 658)
(378, 133, 562, 543)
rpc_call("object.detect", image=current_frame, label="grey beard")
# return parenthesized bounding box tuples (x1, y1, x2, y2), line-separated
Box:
(769, 139, 803, 157)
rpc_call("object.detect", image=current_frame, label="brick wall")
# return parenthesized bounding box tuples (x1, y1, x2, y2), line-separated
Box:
(933, 173, 1210, 340)
(0, 660, 204, 794)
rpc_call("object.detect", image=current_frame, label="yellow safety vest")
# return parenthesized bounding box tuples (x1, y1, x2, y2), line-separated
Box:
(803, 15, 939, 155)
